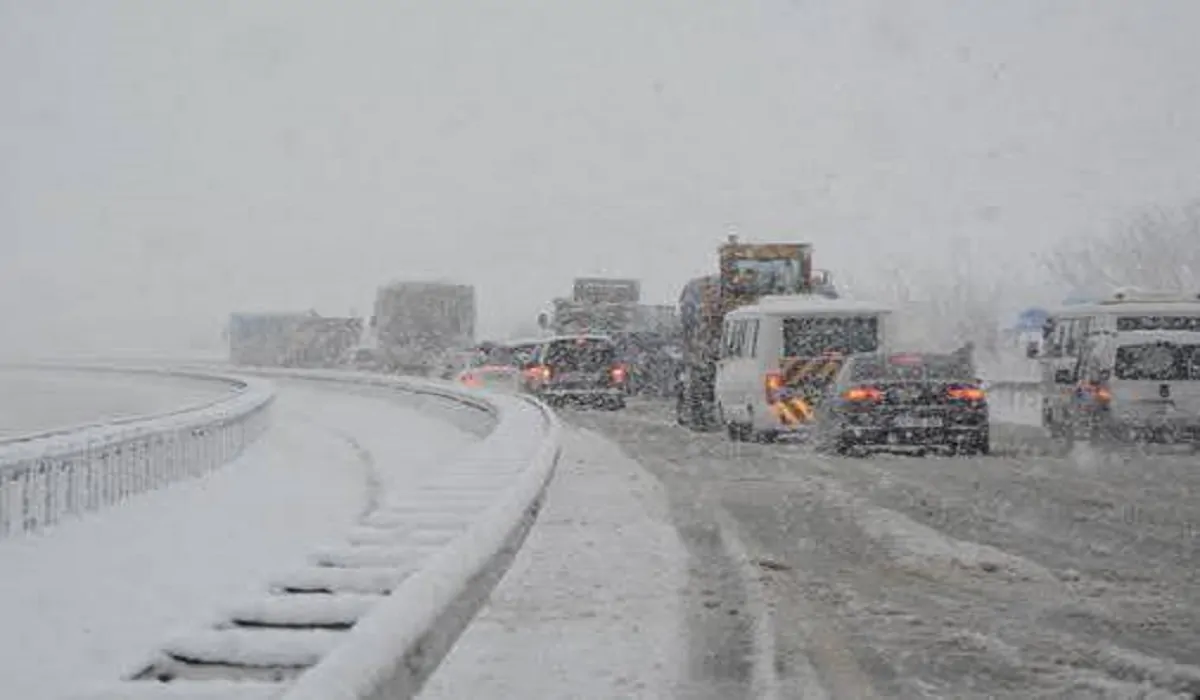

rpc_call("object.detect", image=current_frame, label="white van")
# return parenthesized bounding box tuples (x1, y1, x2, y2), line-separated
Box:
(714, 296, 892, 441)
(1036, 289, 1200, 436)
(1071, 330, 1200, 443)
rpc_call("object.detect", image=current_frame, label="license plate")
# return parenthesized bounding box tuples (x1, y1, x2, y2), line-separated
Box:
(894, 416, 942, 428)
(558, 373, 600, 387)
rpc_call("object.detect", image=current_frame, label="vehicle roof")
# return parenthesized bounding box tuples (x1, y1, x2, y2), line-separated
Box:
(1110, 330, 1200, 345)
(537, 334, 616, 343)
(496, 337, 549, 347)
(726, 295, 892, 318)
(1048, 292, 1200, 317)
(1052, 302, 1200, 317)
(850, 349, 969, 359)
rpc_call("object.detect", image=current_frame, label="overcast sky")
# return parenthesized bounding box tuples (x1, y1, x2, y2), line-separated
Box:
(3, 0, 1200, 353)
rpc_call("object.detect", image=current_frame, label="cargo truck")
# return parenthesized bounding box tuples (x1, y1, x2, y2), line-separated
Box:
(372, 281, 476, 375)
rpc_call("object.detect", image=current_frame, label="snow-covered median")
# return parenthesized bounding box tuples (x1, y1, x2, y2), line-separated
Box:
(420, 426, 688, 700)
(0, 380, 475, 700)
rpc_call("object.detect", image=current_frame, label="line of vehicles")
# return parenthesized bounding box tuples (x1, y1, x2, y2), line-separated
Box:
(434, 236, 991, 456)
(225, 238, 1200, 455)
(672, 236, 989, 454)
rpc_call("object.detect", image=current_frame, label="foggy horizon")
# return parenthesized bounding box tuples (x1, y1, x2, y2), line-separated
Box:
(4, 0, 1200, 355)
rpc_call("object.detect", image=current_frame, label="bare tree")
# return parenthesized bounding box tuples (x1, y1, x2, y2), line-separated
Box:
(1042, 201, 1200, 294)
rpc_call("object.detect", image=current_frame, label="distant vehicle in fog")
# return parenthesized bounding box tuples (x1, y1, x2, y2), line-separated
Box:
(228, 311, 362, 369)
(453, 342, 526, 393)
(372, 281, 476, 375)
(813, 351, 990, 456)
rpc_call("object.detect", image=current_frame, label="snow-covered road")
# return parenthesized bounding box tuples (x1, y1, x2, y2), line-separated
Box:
(572, 399, 1200, 700)
(0, 368, 236, 439)
(0, 377, 477, 700)
(421, 426, 689, 700)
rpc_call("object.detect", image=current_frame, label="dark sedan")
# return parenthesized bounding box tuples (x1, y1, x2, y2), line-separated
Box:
(814, 351, 990, 456)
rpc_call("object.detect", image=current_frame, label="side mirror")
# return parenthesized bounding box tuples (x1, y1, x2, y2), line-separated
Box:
(1025, 342, 1039, 359)
(1054, 368, 1075, 384)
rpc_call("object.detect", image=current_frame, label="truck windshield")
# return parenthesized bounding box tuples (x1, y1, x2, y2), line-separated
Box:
(726, 258, 803, 297)
(782, 316, 879, 357)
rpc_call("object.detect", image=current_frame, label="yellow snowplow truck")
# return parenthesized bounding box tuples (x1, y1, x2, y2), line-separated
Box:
(676, 237, 823, 429)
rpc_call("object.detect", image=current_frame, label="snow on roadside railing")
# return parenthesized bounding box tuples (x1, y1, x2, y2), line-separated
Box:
(73, 367, 561, 700)
(0, 365, 274, 538)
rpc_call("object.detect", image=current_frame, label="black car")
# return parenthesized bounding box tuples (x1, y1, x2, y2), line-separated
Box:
(523, 335, 628, 410)
(814, 351, 990, 456)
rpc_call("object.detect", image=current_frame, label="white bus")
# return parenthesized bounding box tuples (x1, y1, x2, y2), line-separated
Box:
(714, 296, 892, 441)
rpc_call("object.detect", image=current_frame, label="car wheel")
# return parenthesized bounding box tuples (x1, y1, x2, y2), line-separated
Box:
(754, 430, 779, 444)
(967, 427, 990, 456)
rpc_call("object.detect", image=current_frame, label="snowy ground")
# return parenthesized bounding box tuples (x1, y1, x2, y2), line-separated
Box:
(421, 426, 690, 700)
(0, 368, 235, 439)
(0, 377, 476, 700)
(572, 399, 1200, 699)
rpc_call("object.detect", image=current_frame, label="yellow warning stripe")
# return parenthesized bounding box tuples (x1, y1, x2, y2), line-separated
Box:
(769, 355, 845, 424)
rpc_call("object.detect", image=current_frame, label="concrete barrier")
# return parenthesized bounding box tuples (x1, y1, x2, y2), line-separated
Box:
(73, 368, 561, 700)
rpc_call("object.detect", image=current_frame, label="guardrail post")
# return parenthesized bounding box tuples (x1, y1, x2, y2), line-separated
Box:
(40, 460, 53, 529)
(0, 470, 12, 537)
(20, 464, 33, 533)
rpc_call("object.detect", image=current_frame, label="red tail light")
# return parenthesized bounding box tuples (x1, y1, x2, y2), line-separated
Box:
(611, 365, 627, 383)
(765, 371, 784, 402)
(523, 365, 551, 382)
(842, 386, 884, 402)
(1079, 383, 1111, 404)
(946, 386, 986, 402)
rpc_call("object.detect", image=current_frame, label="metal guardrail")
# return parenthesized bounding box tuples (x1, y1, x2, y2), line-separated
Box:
(73, 368, 561, 700)
(0, 365, 274, 539)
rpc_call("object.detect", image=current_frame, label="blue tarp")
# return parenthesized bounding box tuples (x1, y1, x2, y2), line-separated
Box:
(1013, 308, 1049, 331)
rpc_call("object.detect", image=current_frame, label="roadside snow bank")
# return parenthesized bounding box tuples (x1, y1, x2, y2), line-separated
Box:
(419, 426, 688, 700)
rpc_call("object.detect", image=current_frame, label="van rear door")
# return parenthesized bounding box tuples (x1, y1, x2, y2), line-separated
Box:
(1110, 340, 1200, 420)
